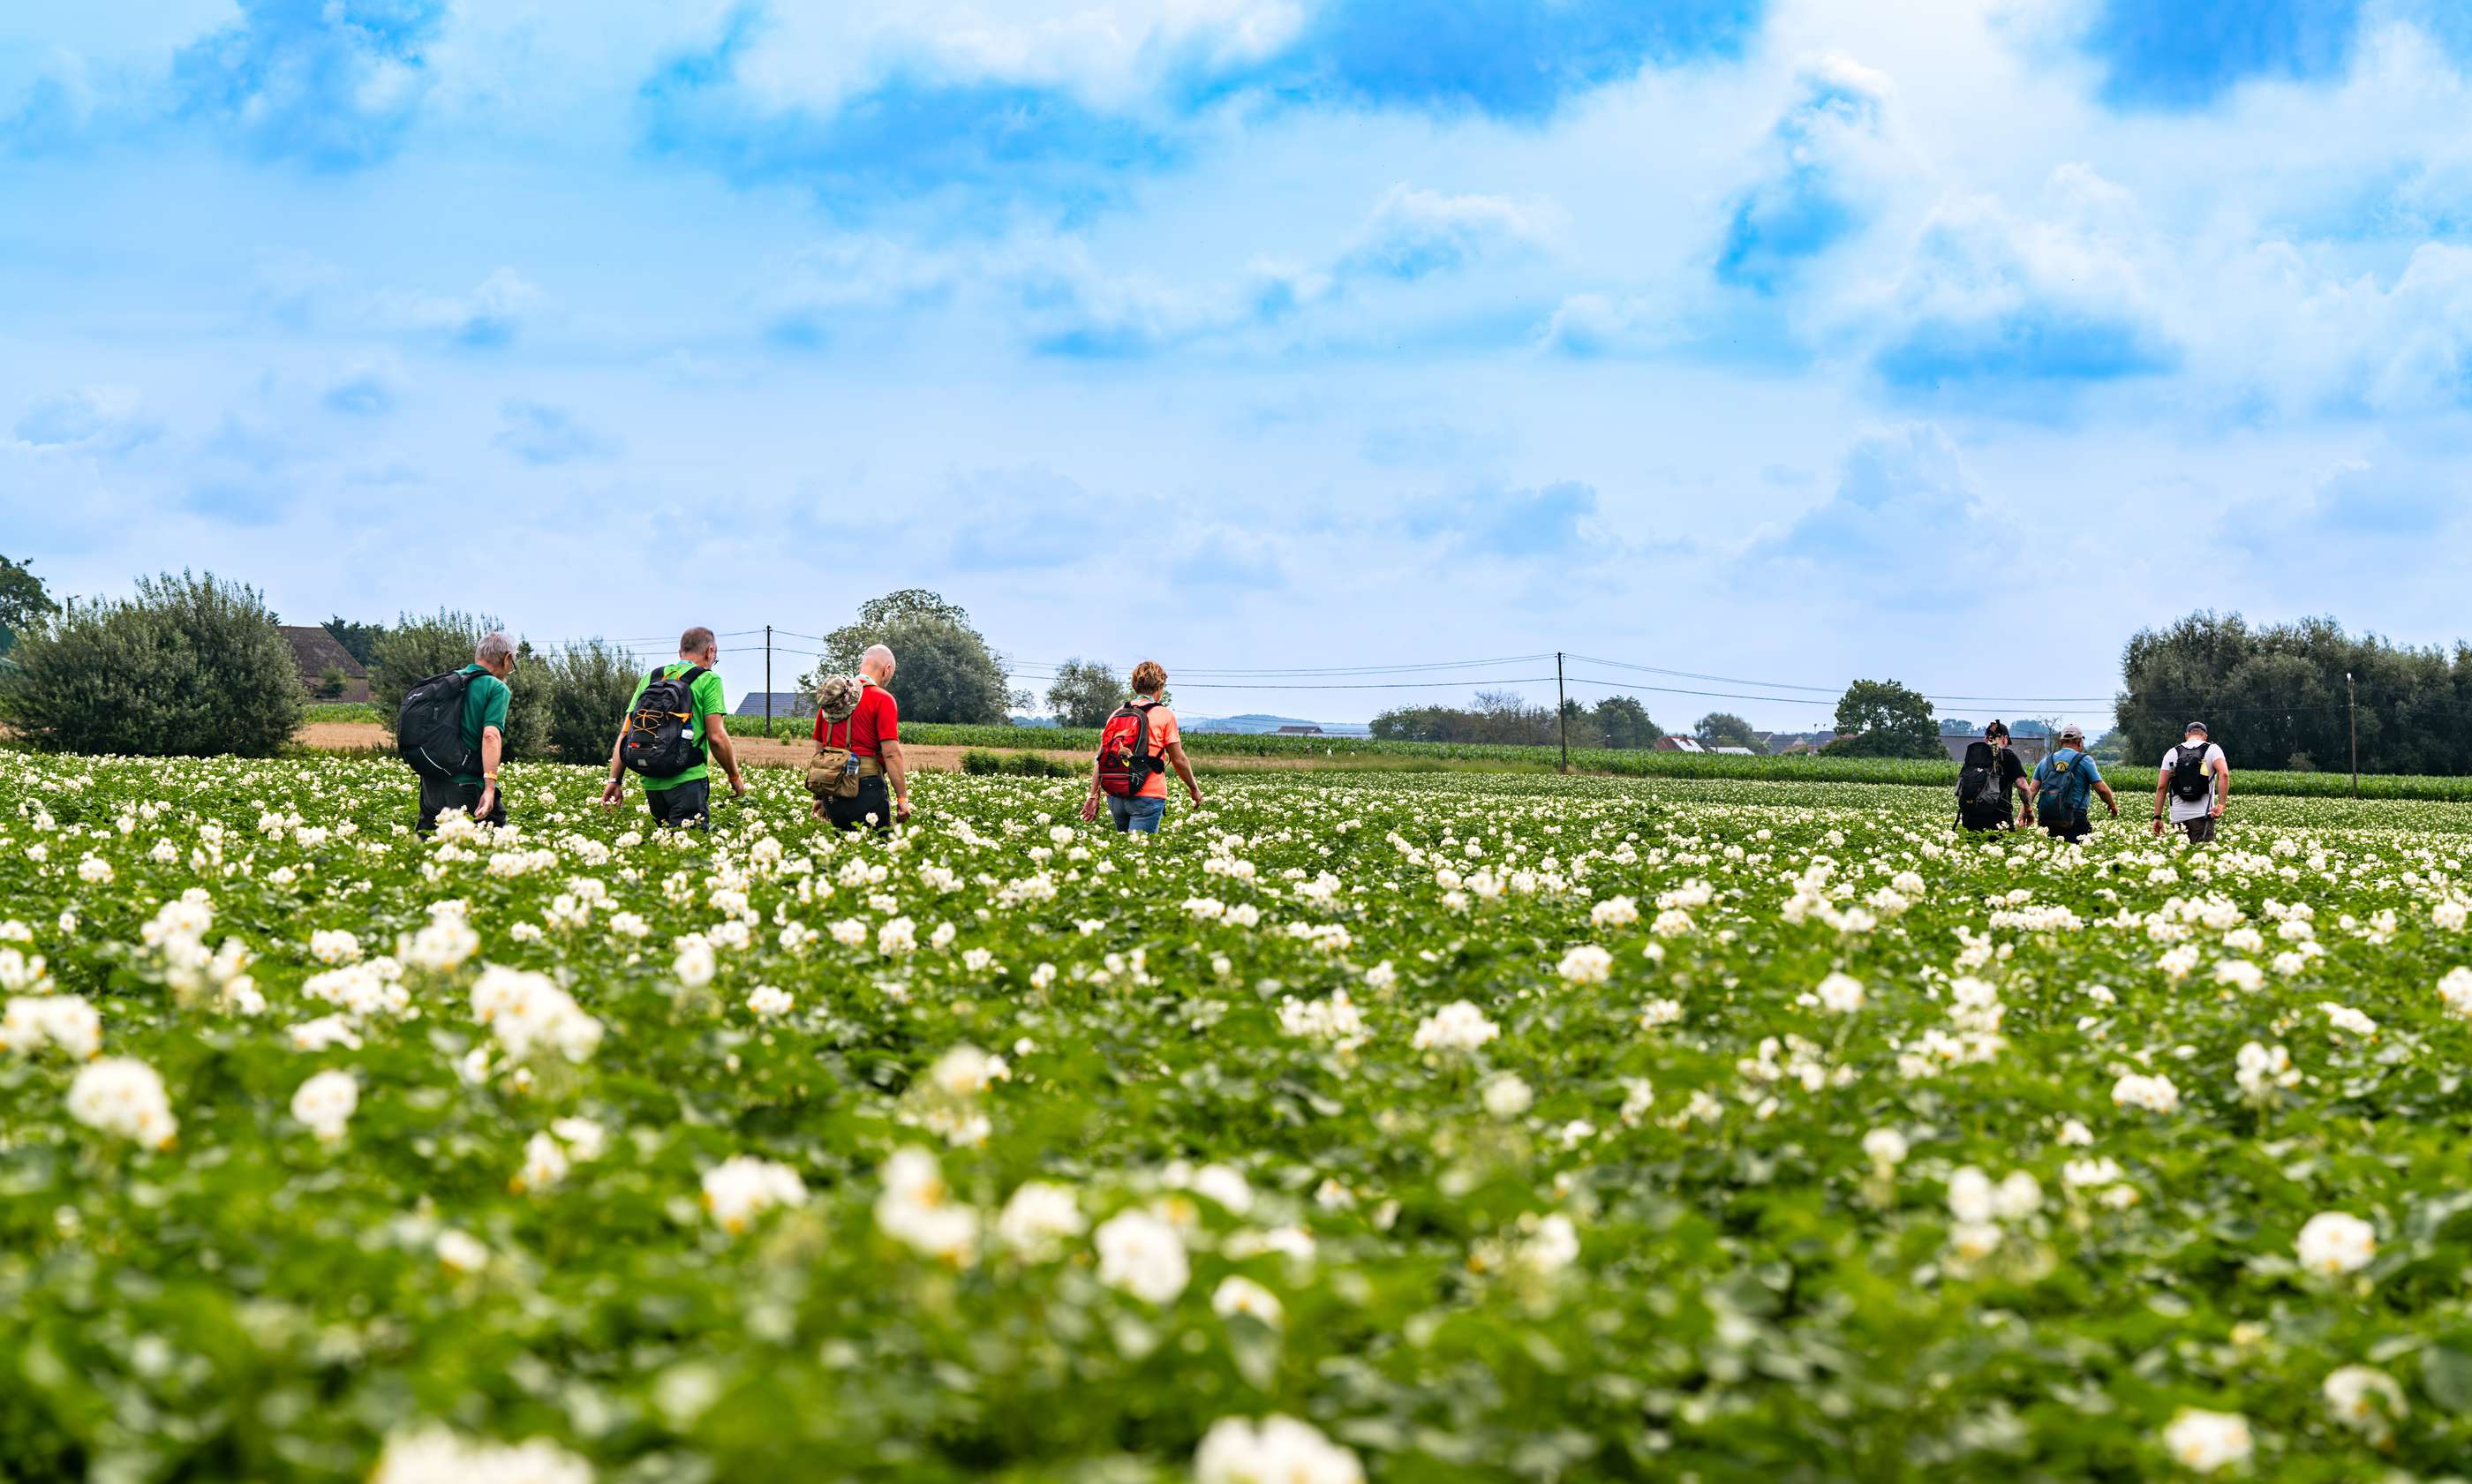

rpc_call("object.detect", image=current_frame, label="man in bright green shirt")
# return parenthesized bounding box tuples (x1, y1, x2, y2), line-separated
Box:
(417, 632, 515, 834)
(600, 626, 745, 830)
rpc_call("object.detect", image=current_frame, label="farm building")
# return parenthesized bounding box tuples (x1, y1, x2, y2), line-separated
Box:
(278, 626, 370, 703)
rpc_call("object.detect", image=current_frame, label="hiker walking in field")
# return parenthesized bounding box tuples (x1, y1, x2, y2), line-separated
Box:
(600, 627, 744, 830)
(807, 644, 909, 832)
(400, 631, 516, 835)
(1955, 719, 2035, 832)
(2153, 720, 2229, 843)
(1082, 660, 1202, 833)
(2031, 724, 2118, 842)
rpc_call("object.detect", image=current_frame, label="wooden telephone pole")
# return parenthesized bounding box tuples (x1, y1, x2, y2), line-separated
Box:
(2348, 671, 2357, 799)
(1556, 652, 1569, 772)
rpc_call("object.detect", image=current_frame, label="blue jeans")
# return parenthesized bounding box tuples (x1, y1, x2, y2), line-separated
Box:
(1108, 795, 1165, 833)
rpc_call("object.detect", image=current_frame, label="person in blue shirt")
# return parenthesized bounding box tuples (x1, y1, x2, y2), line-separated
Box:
(2031, 724, 2118, 842)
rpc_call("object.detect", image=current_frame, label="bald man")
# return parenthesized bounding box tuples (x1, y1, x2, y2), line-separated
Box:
(812, 643, 910, 830)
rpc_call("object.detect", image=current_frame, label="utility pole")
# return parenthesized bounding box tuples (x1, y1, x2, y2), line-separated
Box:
(1556, 651, 1569, 773)
(2348, 671, 2357, 799)
(765, 625, 773, 737)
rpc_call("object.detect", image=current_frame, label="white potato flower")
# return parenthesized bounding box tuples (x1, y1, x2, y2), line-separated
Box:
(290, 1069, 358, 1142)
(1095, 1209, 1189, 1303)
(2323, 1363, 2405, 1439)
(995, 1180, 1086, 1258)
(703, 1156, 808, 1235)
(2295, 1211, 2377, 1277)
(1193, 1414, 1362, 1484)
(1481, 1073, 1534, 1119)
(1815, 972, 1865, 1014)
(65, 1057, 177, 1149)
(1412, 1000, 1500, 1053)
(1556, 944, 1613, 984)
(1210, 1276, 1284, 1326)
(2159, 1407, 2251, 1474)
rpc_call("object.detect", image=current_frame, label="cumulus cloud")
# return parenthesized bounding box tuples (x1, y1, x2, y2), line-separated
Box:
(1865, 165, 2179, 390)
(1402, 480, 1605, 560)
(370, 267, 540, 348)
(1756, 423, 1982, 585)
(1716, 55, 1896, 293)
(171, 0, 446, 168)
(1339, 185, 1559, 281)
(494, 401, 609, 464)
(12, 388, 159, 452)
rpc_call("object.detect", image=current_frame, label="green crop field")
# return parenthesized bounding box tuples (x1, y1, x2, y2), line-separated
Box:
(8, 752, 2472, 1480)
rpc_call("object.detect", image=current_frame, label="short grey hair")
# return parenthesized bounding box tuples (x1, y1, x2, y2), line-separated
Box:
(861, 644, 896, 677)
(474, 631, 516, 667)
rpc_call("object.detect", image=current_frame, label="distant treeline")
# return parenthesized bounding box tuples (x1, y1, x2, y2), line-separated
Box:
(2119, 612, 2472, 775)
(1370, 690, 1663, 749)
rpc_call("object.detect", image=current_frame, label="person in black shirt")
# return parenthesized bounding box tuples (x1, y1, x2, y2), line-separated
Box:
(1956, 720, 2035, 832)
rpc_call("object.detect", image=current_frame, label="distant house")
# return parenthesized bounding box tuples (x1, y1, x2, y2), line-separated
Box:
(1709, 746, 1757, 756)
(1654, 735, 1706, 752)
(1273, 724, 1323, 735)
(734, 691, 814, 719)
(279, 626, 370, 703)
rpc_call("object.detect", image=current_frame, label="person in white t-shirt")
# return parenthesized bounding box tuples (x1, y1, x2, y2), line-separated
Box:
(2152, 720, 2229, 843)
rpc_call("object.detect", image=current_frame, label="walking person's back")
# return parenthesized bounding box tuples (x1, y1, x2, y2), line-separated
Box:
(807, 644, 910, 832)
(401, 631, 516, 835)
(1955, 721, 2031, 832)
(599, 626, 744, 830)
(2031, 725, 2117, 841)
(1083, 661, 1202, 833)
(2153, 721, 2229, 843)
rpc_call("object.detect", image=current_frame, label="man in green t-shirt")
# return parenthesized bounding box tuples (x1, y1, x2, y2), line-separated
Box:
(599, 625, 745, 830)
(417, 632, 516, 834)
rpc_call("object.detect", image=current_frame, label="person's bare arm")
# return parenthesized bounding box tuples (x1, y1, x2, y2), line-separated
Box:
(2152, 761, 2170, 833)
(2212, 756, 2230, 816)
(882, 739, 911, 820)
(478, 727, 504, 817)
(2093, 779, 2119, 816)
(600, 718, 629, 805)
(1167, 740, 1202, 806)
(705, 716, 744, 795)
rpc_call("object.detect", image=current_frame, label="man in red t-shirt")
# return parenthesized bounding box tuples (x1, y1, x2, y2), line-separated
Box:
(812, 644, 910, 831)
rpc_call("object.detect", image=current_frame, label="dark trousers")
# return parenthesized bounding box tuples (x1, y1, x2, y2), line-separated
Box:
(2040, 808, 2091, 842)
(418, 778, 505, 834)
(825, 774, 892, 833)
(2178, 814, 2218, 844)
(646, 777, 712, 831)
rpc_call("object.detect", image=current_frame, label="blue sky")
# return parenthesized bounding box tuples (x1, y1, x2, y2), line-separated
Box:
(8, 0, 2472, 730)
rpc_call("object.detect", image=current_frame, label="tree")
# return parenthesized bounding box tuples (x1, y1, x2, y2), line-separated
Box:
(0, 570, 303, 756)
(803, 591, 1013, 724)
(320, 615, 387, 668)
(0, 554, 59, 659)
(1590, 695, 1660, 750)
(316, 663, 349, 700)
(538, 639, 643, 765)
(2117, 609, 2472, 775)
(1045, 659, 1126, 728)
(1693, 712, 1766, 753)
(1828, 679, 1942, 758)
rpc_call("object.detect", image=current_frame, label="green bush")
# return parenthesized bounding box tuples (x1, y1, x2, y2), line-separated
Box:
(369, 610, 547, 759)
(0, 570, 303, 757)
(537, 640, 643, 766)
(960, 749, 1006, 775)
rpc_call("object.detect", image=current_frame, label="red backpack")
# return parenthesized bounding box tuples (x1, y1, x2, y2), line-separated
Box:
(1095, 701, 1163, 798)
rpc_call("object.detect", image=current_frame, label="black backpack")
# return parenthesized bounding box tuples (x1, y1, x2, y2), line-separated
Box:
(2169, 743, 2213, 802)
(622, 666, 709, 778)
(1957, 741, 2007, 811)
(398, 669, 479, 781)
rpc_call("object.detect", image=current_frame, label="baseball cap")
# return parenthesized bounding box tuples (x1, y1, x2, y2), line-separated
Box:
(2184, 720, 2208, 735)
(2059, 724, 2085, 742)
